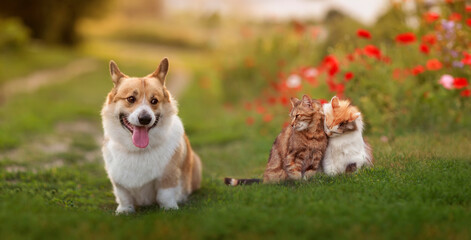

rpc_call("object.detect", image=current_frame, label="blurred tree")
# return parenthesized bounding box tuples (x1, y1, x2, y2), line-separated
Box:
(0, 0, 109, 45)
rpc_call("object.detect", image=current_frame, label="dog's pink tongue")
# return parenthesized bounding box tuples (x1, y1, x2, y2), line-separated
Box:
(132, 126, 149, 148)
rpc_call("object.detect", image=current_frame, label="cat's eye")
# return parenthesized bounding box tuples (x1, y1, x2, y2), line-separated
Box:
(127, 96, 136, 103)
(295, 114, 300, 118)
(339, 122, 346, 127)
(151, 98, 158, 105)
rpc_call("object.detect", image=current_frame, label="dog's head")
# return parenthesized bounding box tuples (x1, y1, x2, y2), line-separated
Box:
(102, 58, 177, 149)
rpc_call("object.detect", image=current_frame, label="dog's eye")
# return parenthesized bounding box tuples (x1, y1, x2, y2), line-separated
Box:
(127, 96, 136, 103)
(151, 98, 158, 105)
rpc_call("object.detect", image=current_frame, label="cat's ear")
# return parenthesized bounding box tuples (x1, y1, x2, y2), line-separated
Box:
(331, 96, 340, 109)
(290, 97, 300, 108)
(349, 112, 361, 122)
(109, 60, 127, 86)
(149, 58, 169, 85)
(302, 95, 312, 108)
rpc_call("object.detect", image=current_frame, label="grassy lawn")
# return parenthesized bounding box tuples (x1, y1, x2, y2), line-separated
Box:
(1, 56, 470, 239)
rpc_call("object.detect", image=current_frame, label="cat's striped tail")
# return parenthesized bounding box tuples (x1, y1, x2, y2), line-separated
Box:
(224, 178, 261, 186)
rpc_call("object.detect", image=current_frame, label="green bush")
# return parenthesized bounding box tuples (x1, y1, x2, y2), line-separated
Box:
(0, 18, 30, 51)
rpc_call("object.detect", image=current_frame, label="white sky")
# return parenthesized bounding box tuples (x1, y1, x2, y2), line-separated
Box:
(165, 0, 391, 25)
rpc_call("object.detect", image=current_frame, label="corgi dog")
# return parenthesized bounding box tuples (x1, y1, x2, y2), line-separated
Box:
(101, 58, 202, 214)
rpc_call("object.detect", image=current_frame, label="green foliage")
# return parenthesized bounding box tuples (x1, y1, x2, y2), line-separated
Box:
(0, 18, 30, 51)
(0, 0, 110, 45)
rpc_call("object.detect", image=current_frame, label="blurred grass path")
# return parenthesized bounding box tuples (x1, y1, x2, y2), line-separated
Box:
(1, 58, 98, 100)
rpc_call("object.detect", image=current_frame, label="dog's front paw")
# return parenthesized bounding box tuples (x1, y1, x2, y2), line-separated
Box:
(115, 205, 135, 215)
(160, 202, 179, 210)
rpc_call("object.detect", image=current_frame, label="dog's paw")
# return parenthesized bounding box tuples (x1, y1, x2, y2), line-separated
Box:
(115, 205, 135, 215)
(160, 203, 179, 210)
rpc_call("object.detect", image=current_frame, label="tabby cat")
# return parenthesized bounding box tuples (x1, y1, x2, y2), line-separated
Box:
(322, 96, 374, 175)
(225, 95, 328, 185)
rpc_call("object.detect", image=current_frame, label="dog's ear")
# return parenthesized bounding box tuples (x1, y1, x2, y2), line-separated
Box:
(150, 58, 169, 85)
(109, 60, 126, 86)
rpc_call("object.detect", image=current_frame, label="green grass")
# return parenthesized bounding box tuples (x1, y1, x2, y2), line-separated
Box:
(1, 56, 471, 239)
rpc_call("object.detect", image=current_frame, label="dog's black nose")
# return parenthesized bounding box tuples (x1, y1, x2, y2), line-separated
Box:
(138, 112, 152, 125)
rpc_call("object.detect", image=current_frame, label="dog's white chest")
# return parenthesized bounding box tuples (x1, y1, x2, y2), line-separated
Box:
(103, 116, 184, 188)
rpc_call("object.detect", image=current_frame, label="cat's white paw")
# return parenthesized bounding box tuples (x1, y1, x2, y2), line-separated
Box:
(115, 205, 135, 215)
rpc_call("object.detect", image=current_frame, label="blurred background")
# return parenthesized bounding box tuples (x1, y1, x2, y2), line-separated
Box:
(1, 0, 471, 238)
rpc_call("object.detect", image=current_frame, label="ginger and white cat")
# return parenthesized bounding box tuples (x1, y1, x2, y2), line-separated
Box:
(322, 96, 373, 175)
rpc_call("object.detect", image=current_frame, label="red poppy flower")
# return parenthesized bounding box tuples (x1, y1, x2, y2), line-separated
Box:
(424, 12, 439, 23)
(267, 97, 277, 105)
(357, 29, 371, 39)
(344, 72, 354, 81)
(426, 59, 442, 71)
(363, 45, 382, 59)
(263, 114, 273, 122)
(322, 56, 339, 76)
(467, 19, 471, 27)
(453, 78, 469, 89)
(395, 33, 416, 44)
(347, 54, 355, 62)
(382, 56, 392, 64)
(467, 5, 471, 12)
(280, 96, 289, 106)
(462, 52, 471, 65)
(392, 68, 402, 80)
(461, 89, 471, 97)
(319, 99, 328, 105)
(449, 13, 462, 21)
(335, 83, 345, 96)
(246, 117, 255, 126)
(420, 44, 430, 54)
(411, 65, 425, 75)
(422, 34, 437, 45)
(256, 106, 266, 114)
(244, 102, 252, 110)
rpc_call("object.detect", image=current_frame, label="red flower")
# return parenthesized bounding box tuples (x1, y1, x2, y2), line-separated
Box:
(424, 12, 439, 23)
(467, 5, 471, 12)
(462, 52, 471, 65)
(344, 72, 354, 81)
(322, 55, 339, 76)
(461, 89, 471, 97)
(396, 33, 416, 44)
(319, 99, 328, 105)
(292, 20, 306, 35)
(449, 13, 462, 21)
(267, 97, 277, 105)
(263, 114, 273, 122)
(419, 44, 430, 54)
(467, 19, 471, 27)
(411, 65, 425, 75)
(280, 96, 289, 106)
(426, 59, 442, 71)
(363, 45, 381, 59)
(244, 102, 252, 110)
(246, 117, 255, 125)
(256, 106, 266, 114)
(382, 56, 392, 64)
(422, 34, 437, 45)
(357, 29, 371, 39)
(454, 78, 469, 89)
(335, 83, 345, 96)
